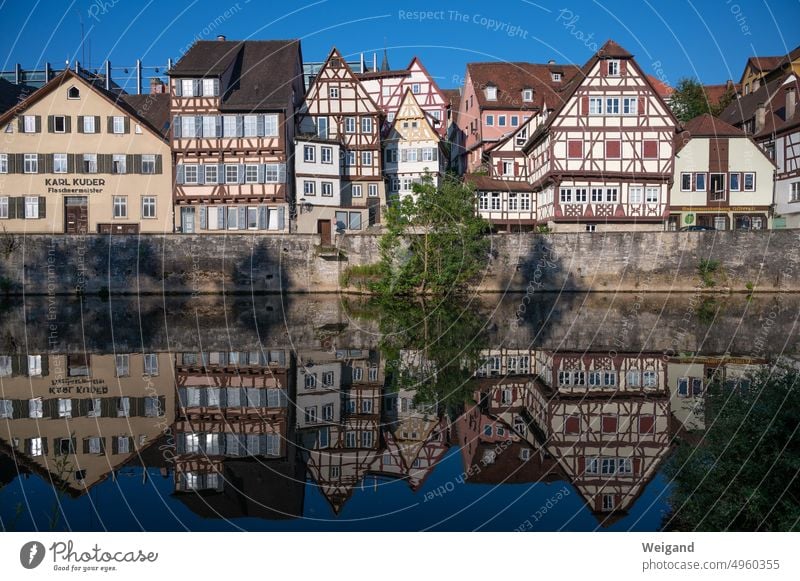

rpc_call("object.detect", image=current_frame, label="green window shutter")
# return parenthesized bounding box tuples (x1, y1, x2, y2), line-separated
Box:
(35, 116, 41, 133)
(77, 116, 84, 133)
(67, 154, 76, 173)
(94, 116, 100, 132)
(15, 197, 24, 218)
(8, 197, 16, 219)
(124, 117, 130, 133)
(44, 154, 53, 173)
(17, 117, 23, 132)
(107, 116, 114, 133)
(132, 154, 142, 174)
(47, 116, 54, 132)
(155, 154, 163, 174)
(15, 154, 24, 173)
(126, 154, 134, 174)
(37, 154, 45, 173)
(278, 207, 285, 230)
(65, 116, 72, 133)
(38, 197, 46, 218)
(175, 165, 184, 184)
(199, 206, 207, 229)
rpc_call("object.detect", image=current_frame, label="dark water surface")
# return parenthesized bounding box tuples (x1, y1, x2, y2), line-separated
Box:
(0, 292, 796, 531)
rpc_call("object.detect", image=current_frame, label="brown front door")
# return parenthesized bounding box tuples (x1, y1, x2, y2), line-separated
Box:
(64, 197, 88, 234)
(318, 219, 331, 245)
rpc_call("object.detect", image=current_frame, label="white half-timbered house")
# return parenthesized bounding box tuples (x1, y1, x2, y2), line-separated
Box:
(169, 39, 304, 234)
(523, 40, 678, 232)
(294, 48, 386, 242)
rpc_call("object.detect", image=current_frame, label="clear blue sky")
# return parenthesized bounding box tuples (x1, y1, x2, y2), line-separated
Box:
(1, 0, 799, 90)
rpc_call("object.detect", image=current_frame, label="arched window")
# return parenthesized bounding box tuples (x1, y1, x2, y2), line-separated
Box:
(67, 86, 80, 99)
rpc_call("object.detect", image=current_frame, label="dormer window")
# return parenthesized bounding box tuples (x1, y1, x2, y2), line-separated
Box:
(522, 88, 533, 102)
(67, 86, 80, 99)
(607, 60, 620, 76)
(551, 72, 562, 82)
(485, 85, 497, 101)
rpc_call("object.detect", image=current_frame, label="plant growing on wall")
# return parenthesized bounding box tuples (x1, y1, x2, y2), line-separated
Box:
(374, 174, 490, 296)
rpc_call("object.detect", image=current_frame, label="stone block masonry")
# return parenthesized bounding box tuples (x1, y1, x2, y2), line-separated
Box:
(0, 230, 798, 295)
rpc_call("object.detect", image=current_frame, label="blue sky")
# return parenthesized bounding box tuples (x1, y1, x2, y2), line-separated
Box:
(1, 0, 799, 90)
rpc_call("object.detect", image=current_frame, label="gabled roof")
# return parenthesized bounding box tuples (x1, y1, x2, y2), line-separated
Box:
(465, 61, 580, 111)
(682, 113, 744, 137)
(170, 39, 301, 110)
(0, 69, 169, 141)
(121, 93, 171, 137)
(306, 47, 381, 114)
(385, 89, 439, 141)
(718, 72, 795, 129)
(464, 173, 536, 192)
(523, 39, 678, 152)
(647, 75, 674, 100)
(755, 76, 800, 138)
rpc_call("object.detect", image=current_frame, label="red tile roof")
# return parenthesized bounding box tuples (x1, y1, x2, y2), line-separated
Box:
(464, 173, 536, 192)
(465, 61, 580, 111)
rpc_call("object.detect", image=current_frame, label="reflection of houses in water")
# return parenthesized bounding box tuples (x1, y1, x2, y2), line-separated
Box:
(667, 355, 766, 433)
(0, 353, 174, 495)
(537, 351, 667, 395)
(173, 349, 305, 519)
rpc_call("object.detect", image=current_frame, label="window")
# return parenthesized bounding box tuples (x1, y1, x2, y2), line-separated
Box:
(606, 188, 619, 203)
(24, 153, 38, 173)
(115, 354, 129, 376)
(53, 153, 67, 173)
(264, 114, 278, 136)
(511, 115, 519, 126)
(629, 186, 643, 204)
(605, 97, 620, 114)
(589, 97, 603, 114)
(0, 197, 7, 219)
(478, 193, 489, 210)
(321, 146, 332, 164)
(345, 117, 356, 133)
(53, 115, 66, 133)
(622, 97, 637, 115)
(643, 370, 657, 387)
(362, 117, 373, 133)
(552, 71, 562, 81)
(710, 173, 726, 201)
(181, 116, 196, 138)
(498, 115, 506, 127)
(304, 181, 316, 196)
(29, 398, 43, 418)
(23, 115, 36, 132)
(247, 207, 258, 229)
(181, 79, 195, 97)
(117, 397, 130, 417)
(567, 140, 583, 158)
(225, 165, 239, 184)
(607, 60, 620, 76)
(0, 154, 6, 173)
(243, 115, 258, 137)
(743, 172, 755, 191)
(490, 192, 501, 210)
(29, 437, 44, 457)
(368, 184, 378, 197)
(25, 196, 39, 219)
(142, 196, 156, 218)
(345, 151, 356, 166)
(112, 116, 125, 134)
(411, 83, 421, 94)
(485, 114, 494, 126)
(322, 404, 334, 421)
(142, 154, 155, 174)
(183, 164, 198, 184)
(791, 182, 800, 202)
(83, 154, 97, 173)
(502, 161, 514, 176)
(508, 193, 519, 211)
(329, 86, 339, 98)
(223, 115, 237, 137)
(729, 172, 741, 191)
(202, 78, 216, 96)
(627, 369, 641, 386)
(485, 85, 497, 100)
(58, 398, 72, 418)
(362, 151, 372, 166)
(245, 165, 258, 183)
(714, 216, 727, 230)
(112, 154, 126, 174)
(520, 193, 531, 211)
(322, 371, 334, 386)
(304, 407, 317, 424)
(83, 115, 96, 133)
(680, 173, 691, 191)
(68, 86, 80, 99)
(113, 196, 127, 219)
(695, 172, 707, 191)
(322, 182, 333, 197)
(202, 115, 217, 137)
(560, 188, 572, 203)
(645, 187, 659, 204)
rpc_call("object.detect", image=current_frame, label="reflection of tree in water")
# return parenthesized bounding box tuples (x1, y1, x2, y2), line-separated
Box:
(348, 298, 489, 414)
(664, 364, 800, 531)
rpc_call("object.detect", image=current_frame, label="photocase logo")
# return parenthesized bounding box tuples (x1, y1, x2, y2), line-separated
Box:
(19, 541, 46, 569)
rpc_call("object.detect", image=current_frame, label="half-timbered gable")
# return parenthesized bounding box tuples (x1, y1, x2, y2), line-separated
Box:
(539, 351, 667, 396)
(383, 90, 444, 199)
(358, 57, 449, 138)
(294, 47, 386, 238)
(456, 61, 579, 174)
(669, 113, 775, 230)
(169, 39, 304, 234)
(523, 40, 678, 232)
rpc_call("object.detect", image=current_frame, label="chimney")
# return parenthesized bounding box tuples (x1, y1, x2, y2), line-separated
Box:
(786, 85, 797, 121)
(217, 35, 226, 41)
(149, 77, 166, 94)
(755, 102, 766, 133)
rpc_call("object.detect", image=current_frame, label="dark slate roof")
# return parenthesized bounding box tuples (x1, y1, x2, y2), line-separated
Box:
(171, 39, 301, 110)
(718, 73, 793, 129)
(121, 93, 171, 137)
(0, 78, 37, 115)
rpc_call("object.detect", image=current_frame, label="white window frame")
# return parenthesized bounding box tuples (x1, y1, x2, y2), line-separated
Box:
(113, 195, 127, 219)
(352, 184, 362, 198)
(304, 145, 315, 163)
(204, 164, 217, 184)
(225, 165, 239, 184)
(23, 115, 36, 133)
(142, 196, 157, 219)
(24, 153, 38, 174)
(304, 180, 316, 196)
(24, 196, 39, 219)
(83, 115, 96, 133)
(53, 153, 68, 174)
(368, 183, 378, 197)
(112, 116, 125, 134)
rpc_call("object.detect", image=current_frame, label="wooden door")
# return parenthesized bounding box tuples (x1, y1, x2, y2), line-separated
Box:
(65, 198, 88, 234)
(318, 219, 331, 245)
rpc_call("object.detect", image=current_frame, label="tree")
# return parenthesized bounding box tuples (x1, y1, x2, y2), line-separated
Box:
(670, 78, 713, 122)
(374, 174, 490, 296)
(664, 364, 800, 531)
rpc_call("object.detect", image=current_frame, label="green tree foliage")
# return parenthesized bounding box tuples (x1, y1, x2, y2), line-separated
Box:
(374, 175, 490, 296)
(670, 77, 737, 122)
(665, 364, 800, 531)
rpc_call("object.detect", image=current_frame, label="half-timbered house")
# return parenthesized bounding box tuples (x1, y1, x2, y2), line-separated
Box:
(294, 48, 386, 240)
(669, 113, 775, 230)
(358, 56, 449, 138)
(382, 90, 445, 200)
(169, 39, 304, 234)
(522, 40, 678, 232)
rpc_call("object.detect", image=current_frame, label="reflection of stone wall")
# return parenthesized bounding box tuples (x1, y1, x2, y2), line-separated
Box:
(3, 293, 798, 358)
(2, 230, 800, 295)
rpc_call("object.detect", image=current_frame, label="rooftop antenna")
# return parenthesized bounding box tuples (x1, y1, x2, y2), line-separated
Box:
(74, 9, 85, 69)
